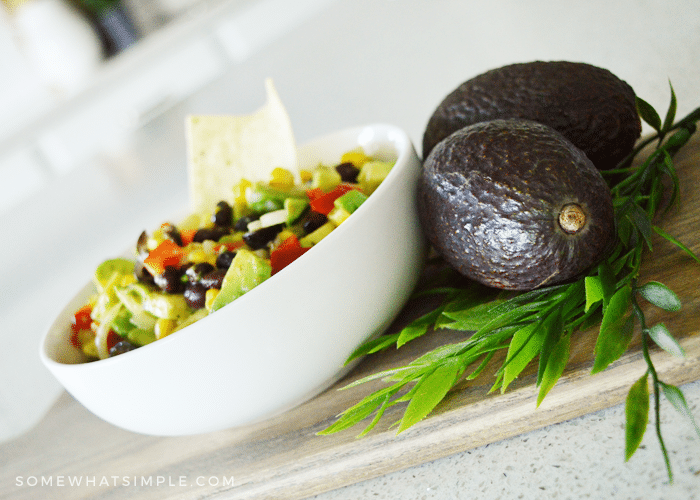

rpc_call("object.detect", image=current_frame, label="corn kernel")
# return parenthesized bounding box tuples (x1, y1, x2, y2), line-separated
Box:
(232, 179, 253, 205)
(186, 244, 215, 266)
(155, 318, 177, 339)
(341, 147, 371, 167)
(269, 167, 295, 189)
(82, 338, 98, 358)
(299, 169, 313, 184)
(277, 229, 296, 243)
(205, 289, 219, 312)
(187, 248, 208, 264)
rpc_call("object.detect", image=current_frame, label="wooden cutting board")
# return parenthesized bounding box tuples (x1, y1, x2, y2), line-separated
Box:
(3, 134, 700, 500)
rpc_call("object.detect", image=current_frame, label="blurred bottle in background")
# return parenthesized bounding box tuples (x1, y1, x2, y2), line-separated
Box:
(71, 0, 140, 56)
(2, 0, 212, 105)
(2, 0, 104, 96)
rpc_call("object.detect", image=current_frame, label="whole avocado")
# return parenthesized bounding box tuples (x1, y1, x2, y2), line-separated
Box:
(422, 61, 641, 170)
(418, 119, 616, 291)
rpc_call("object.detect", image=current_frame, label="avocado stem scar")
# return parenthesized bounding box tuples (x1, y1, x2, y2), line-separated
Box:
(559, 203, 587, 234)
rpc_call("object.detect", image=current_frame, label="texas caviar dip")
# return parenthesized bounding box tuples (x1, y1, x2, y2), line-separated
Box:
(70, 149, 394, 360)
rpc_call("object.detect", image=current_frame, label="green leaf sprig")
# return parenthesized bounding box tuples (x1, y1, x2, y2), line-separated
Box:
(320, 87, 700, 482)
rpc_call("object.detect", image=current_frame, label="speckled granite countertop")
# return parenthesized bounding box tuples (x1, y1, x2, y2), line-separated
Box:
(309, 380, 699, 500)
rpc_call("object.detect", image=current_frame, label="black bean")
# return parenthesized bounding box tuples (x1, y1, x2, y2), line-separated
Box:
(243, 224, 284, 250)
(134, 260, 154, 284)
(136, 230, 149, 257)
(185, 262, 215, 283)
(302, 212, 328, 234)
(213, 201, 233, 227)
(154, 266, 185, 293)
(234, 215, 257, 232)
(162, 222, 183, 246)
(109, 340, 138, 357)
(200, 268, 227, 290)
(193, 227, 229, 243)
(184, 282, 207, 309)
(216, 250, 236, 270)
(335, 162, 360, 183)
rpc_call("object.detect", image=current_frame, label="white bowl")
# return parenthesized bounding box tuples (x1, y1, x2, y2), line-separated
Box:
(40, 124, 426, 436)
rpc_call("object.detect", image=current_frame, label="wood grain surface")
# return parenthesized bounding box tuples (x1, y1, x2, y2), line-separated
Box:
(2, 134, 700, 500)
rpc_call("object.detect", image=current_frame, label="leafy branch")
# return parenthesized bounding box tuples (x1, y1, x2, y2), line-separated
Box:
(320, 87, 700, 482)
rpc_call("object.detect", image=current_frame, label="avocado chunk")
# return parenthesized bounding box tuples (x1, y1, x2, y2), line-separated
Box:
(245, 182, 307, 213)
(299, 222, 335, 247)
(358, 160, 393, 194)
(334, 189, 367, 213)
(311, 166, 342, 192)
(144, 292, 190, 320)
(210, 248, 272, 311)
(422, 61, 641, 170)
(94, 258, 135, 292)
(418, 119, 616, 291)
(284, 197, 309, 225)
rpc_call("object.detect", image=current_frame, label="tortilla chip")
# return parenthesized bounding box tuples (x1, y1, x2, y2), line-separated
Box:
(186, 79, 297, 214)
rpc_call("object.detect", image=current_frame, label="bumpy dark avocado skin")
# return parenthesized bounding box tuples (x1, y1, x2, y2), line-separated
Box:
(418, 119, 616, 291)
(422, 61, 641, 170)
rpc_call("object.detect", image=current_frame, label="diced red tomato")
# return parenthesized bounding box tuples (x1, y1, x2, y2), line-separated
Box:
(71, 305, 93, 332)
(144, 240, 186, 275)
(308, 184, 361, 215)
(69, 332, 80, 349)
(70, 305, 93, 348)
(270, 235, 310, 275)
(106, 331, 122, 351)
(275, 234, 302, 252)
(305, 187, 325, 202)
